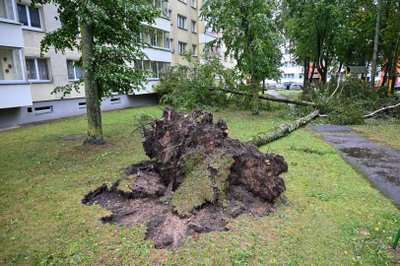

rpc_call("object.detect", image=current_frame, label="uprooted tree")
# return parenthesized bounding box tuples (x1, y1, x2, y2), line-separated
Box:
(84, 108, 288, 249)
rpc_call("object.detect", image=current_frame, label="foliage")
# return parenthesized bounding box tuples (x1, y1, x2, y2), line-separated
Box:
(283, 0, 400, 88)
(156, 54, 243, 110)
(201, 0, 283, 114)
(33, 0, 158, 98)
(301, 76, 400, 124)
(283, 0, 376, 83)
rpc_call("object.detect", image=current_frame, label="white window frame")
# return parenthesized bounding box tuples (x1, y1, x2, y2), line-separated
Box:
(0, 0, 18, 22)
(0, 48, 26, 84)
(26, 58, 50, 82)
(177, 14, 186, 29)
(18, 3, 42, 30)
(191, 0, 196, 8)
(67, 60, 82, 81)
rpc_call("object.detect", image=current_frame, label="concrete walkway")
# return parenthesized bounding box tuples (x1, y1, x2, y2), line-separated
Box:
(313, 125, 400, 205)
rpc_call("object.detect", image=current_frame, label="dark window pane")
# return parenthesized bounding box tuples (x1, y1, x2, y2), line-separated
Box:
(151, 62, 158, 78)
(17, 4, 28, 26)
(37, 59, 48, 80)
(75, 65, 83, 79)
(25, 59, 37, 79)
(67, 60, 75, 79)
(29, 6, 41, 28)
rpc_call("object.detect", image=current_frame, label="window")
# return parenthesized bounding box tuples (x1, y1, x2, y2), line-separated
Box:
(149, 28, 170, 49)
(0, 0, 16, 20)
(192, 45, 197, 56)
(143, 28, 171, 50)
(153, 0, 169, 17)
(135, 60, 171, 79)
(178, 42, 187, 55)
(78, 102, 86, 109)
(191, 0, 196, 8)
(177, 14, 186, 29)
(34, 105, 53, 114)
(191, 20, 196, 33)
(110, 97, 121, 104)
(67, 60, 83, 80)
(25, 58, 49, 81)
(0, 47, 23, 82)
(17, 4, 41, 28)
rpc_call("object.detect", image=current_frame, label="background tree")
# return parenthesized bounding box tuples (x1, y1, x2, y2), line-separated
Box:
(379, 0, 400, 90)
(201, 0, 282, 115)
(33, 0, 158, 144)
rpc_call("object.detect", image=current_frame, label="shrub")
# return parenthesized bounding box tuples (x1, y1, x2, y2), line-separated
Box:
(301, 76, 399, 125)
(156, 54, 243, 111)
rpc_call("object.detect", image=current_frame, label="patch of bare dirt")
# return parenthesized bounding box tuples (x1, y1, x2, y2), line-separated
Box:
(83, 108, 288, 249)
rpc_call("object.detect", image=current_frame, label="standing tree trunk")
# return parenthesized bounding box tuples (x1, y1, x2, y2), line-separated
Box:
(303, 55, 310, 89)
(309, 62, 316, 84)
(252, 78, 260, 115)
(81, 22, 104, 144)
(371, 0, 381, 87)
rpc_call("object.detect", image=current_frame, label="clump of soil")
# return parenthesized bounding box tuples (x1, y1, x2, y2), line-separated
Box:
(83, 108, 288, 249)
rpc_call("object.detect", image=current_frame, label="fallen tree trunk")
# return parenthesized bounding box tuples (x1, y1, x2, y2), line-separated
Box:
(247, 110, 320, 147)
(363, 102, 400, 118)
(221, 88, 317, 107)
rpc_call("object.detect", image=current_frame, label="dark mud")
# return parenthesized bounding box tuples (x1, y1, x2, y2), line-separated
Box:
(83, 181, 274, 249)
(83, 108, 288, 249)
(313, 125, 400, 205)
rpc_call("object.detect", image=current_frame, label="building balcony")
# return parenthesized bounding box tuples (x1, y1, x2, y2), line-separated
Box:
(199, 32, 218, 44)
(0, 83, 32, 109)
(0, 20, 24, 47)
(143, 47, 172, 62)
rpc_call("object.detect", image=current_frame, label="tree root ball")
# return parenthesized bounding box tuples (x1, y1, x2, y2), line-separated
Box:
(83, 108, 288, 249)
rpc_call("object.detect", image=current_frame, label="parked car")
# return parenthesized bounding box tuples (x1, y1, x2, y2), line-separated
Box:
(290, 83, 304, 90)
(263, 82, 277, 90)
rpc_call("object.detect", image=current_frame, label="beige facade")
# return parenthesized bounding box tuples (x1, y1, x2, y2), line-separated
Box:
(0, 0, 235, 128)
(169, 0, 200, 65)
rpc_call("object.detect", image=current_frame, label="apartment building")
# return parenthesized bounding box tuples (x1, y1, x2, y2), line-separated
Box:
(280, 46, 304, 85)
(1, 0, 229, 129)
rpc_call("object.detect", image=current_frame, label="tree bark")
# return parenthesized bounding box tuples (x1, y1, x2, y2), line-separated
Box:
(371, 0, 381, 87)
(252, 79, 260, 115)
(310, 62, 316, 84)
(221, 88, 317, 106)
(363, 102, 400, 118)
(246, 110, 320, 147)
(303, 55, 310, 89)
(80, 22, 104, 144)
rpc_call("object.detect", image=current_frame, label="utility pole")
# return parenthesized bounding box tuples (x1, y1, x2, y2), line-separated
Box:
(371, 0, 382, 87)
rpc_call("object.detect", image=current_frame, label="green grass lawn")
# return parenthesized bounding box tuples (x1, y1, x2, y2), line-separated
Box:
(353, 118, 400, 151)
(273, 90, 302, 101)
(1, 106, 399, 265)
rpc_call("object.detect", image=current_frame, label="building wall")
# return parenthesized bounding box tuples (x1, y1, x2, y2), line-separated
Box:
(0, 0, 234, 129)
(169, 0, 200, 65)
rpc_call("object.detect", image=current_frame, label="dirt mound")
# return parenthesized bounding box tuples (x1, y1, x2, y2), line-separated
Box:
(83, 108, 288, 249)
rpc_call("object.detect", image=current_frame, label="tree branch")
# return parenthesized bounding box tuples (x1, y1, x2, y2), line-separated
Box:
(363, 102, 400, 118)
(221, 88, 317, 107)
